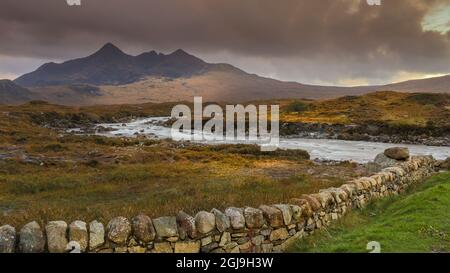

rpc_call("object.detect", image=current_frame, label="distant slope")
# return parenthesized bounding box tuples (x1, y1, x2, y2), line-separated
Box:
(383, 75, 450, 93)
(280, 91, 450, 126)
(0, 80, 36, 105)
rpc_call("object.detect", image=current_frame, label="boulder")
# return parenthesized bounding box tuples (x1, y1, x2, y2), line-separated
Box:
(0, 225, 16, 253)
(69, 221, 88, 252)
(243, 207, 264, 228)
(152, 216, 178, 238)
(46, 221, 68, 253)
(131, 214, 156, 243)
(19, 221, 45, 253)
(107, 217, 132, 245)
(89, 220, 105, 250)
(211, 208, 230, 232)
(176, 211, 197, 239)
(195, 211, 216, 234)
(224, 207, 245, 229)
(384, 147, 410, 160)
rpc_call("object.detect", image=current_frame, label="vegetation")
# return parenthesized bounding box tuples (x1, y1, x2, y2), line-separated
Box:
(290, 172, 450, 253)
(279, 91, 450, 127)
(0, 102, 367, 228)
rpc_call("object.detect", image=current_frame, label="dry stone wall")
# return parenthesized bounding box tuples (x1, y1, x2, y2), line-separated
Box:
(0, 155, 439, 253)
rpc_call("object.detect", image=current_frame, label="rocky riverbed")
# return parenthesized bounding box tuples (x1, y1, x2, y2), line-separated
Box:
(280, 122, 450, 146)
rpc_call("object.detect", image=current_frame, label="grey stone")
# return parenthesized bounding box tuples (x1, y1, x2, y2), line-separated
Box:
(219, 232, 231, 247)
(374, 153, 400, 168)
(211, 208, 230, 232)
(224, 207, 245, 229)
(176, 211, 197, 239)
(89, 220, 105, 250)
(107, 217, 131, 245)
(45, 221, 68, 253)
(152, 216, 178, 238)
(290, 205, 303, 222)
(131, 214, 156, 243)
(0, 225, 16, 253)
(195, 211, 216, 234)
(19, 221, 45, 253)
(244, 207, 264, 228)
(69, 220, 88, 252)
(201, 242, 219, 253)
(251, 235, 264, 246)
(201, 236, 213, 246)
(273, 204, 293, 225)
(259, 205, 284, 228)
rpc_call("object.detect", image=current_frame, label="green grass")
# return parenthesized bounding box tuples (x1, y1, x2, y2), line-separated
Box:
(290, 172, 450, 253)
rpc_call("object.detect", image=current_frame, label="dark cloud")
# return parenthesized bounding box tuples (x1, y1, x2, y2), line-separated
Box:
(0, 0, 449, 84)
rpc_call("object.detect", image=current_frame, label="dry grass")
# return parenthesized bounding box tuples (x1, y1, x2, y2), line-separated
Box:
(0, 102, 368, 228)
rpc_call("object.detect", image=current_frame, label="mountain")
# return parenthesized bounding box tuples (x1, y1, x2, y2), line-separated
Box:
(382, 75, 450, 94)
(8, 43, 450, 105)
(0, 80, 35, 105)
(15, 43, 211, 87)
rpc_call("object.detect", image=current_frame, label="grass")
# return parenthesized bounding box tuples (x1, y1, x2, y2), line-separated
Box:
(279, 91, 450, 127)
(0, 102, 367, 228)
(290, 172, 450, 253)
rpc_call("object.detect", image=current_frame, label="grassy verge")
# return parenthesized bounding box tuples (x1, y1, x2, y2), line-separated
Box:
(290, 172, 450, 253)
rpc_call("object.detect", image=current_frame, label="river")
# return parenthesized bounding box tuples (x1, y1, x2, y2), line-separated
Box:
(95, 117, 450, 163)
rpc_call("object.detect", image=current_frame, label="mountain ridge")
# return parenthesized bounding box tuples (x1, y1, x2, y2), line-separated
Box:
(1, 43, 449, 105)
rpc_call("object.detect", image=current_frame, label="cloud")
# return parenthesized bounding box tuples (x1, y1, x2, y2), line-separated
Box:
(0, 0, 449, 85)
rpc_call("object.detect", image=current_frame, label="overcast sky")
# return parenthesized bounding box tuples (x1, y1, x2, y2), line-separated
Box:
(0, 0, 449, 86)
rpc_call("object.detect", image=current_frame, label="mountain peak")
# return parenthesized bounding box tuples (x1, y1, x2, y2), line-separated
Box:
(170, 49, 190, 56)
(93, 42, 127, 57)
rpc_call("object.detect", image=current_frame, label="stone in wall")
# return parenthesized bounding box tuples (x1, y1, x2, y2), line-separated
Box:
(131, 214, 156, 243)
(176, 211, 197, 239)
(0, 225, 16, 253)
(259, 205, 284, 228)
(152, 216, 178, 238)
(211, 208, 230, 232)
(107, 217, 132, 245)
(195, 211, 216, 234)
(243, 207, 264, 228)
(273, 205, 293, 225)
(70, 220, 88, 252)
(46, 221, 68, 253)
(19, 221, 45, 253)
(89, 220, 105, 250)
(174, 241, 201, 253)
(224, 207, 245, 229)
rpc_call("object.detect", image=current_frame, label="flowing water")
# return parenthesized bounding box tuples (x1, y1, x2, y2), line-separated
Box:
(95, 117, 450, 163)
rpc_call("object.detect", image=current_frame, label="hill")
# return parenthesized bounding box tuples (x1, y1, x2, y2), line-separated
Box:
(280, 91, 450, 126)
(0, 80, 34, 105)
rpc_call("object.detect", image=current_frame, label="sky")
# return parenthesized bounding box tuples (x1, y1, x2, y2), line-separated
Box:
(0, 0, 449, 86)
